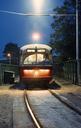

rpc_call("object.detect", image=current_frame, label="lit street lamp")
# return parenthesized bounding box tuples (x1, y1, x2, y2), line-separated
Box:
(7, 53, 11, 64)
(33, 0, 44, 13)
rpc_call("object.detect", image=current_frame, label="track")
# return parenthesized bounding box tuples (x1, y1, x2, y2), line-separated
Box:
(67, 92, 81, 100)
(25, 89, 81, 128)
(24, 90, 43, 128)
(49, 90, 81, 115)
(12, 90, 36, 128)
(12, 83, 81, 128)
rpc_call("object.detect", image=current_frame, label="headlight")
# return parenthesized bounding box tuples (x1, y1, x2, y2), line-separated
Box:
(23, 69, 50, 78)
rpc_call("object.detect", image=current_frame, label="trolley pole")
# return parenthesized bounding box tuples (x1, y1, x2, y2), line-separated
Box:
(76, 0, 79, 84)
(35, 47, 37, 63)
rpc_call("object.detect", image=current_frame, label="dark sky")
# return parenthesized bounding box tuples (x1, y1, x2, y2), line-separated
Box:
(0, 0, 64, 58)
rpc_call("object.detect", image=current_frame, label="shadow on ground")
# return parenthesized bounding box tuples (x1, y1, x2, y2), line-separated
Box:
(10, 82, 27, 90)
(49, 82, 61, 90)
(9, 81, 61, 90)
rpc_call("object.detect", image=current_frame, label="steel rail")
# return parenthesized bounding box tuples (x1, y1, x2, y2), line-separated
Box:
(24, 90, 43, 128)
(49, 89, 81, 116)
(68, 92, 81, 100)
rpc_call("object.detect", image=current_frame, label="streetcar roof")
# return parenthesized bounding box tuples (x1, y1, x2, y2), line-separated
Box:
(21, 43, 52, 51)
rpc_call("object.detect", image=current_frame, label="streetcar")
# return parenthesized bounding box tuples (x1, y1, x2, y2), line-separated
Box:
(19, 43, 53, 86)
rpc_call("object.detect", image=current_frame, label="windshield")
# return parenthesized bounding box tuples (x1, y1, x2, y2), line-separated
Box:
(23, 52, 52, 65)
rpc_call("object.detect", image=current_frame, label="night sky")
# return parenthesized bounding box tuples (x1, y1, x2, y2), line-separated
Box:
(0, 0, 64, 58)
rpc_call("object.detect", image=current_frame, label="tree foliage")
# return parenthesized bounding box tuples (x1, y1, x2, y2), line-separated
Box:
(3, 42, 20, 65)
(50, 0, 79, 61)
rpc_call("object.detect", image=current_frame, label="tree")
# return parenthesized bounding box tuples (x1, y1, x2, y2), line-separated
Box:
(3, 42, 20, 65)
(50, 0, 76, 62)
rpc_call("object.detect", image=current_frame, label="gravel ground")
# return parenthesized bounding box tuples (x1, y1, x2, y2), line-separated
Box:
(0, 89, 13, 128)
(0, 81, 81, 128)
(53, 78, 81, 110)
(27, 90, 81, 128)
(0, 86, 35, 128)
(53, 78, 81, 94)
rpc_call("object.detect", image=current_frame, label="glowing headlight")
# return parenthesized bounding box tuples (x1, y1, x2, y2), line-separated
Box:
(23, 69, 50, 78)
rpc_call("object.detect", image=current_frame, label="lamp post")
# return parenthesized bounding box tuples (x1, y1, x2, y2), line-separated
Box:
(7, 53, 11, 64)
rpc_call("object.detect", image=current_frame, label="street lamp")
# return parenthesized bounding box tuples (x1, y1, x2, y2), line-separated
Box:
(7, 53, 11, 64)
(33, 0, 44, 13)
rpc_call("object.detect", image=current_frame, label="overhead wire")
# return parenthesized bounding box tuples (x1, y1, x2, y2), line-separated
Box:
(0, 10, 76, 16)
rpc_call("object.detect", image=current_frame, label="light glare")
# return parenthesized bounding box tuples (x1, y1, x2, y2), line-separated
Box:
(33, 0, 44, 13)
(7, 53, 11, 57)
(32, 33, 40, 41)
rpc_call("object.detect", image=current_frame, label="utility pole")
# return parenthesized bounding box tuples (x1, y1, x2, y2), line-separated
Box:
(76, 0, 79, 84)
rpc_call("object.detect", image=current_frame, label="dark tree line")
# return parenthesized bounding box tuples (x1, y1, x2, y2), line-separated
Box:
(3, 42, 20, 65)
(50, 0, 81, 62)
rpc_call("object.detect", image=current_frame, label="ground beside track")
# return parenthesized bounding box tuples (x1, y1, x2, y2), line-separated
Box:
(12, 90, 35, 128)
(0, 81, 81, 128)
(0, 89, 13, 128)
(0, 86, 35, 128)
(51, 77, 81, 112)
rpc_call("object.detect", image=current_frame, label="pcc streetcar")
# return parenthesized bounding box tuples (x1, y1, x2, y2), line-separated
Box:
(19, 43, 53, 85)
